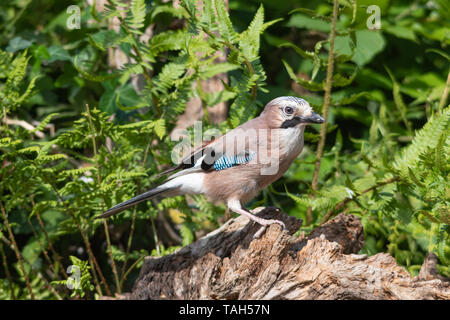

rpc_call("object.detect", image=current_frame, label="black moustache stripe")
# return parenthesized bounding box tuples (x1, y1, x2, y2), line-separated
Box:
(280, 117, 301, 128)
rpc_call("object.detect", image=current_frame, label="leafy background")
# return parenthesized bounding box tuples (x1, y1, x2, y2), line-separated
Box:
(0, 0, 449, 299)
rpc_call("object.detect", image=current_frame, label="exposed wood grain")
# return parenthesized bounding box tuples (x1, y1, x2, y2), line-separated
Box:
(115, 208, 449, 300)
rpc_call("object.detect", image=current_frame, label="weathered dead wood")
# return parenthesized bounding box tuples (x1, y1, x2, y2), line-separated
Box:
(123, 208, 449, 300)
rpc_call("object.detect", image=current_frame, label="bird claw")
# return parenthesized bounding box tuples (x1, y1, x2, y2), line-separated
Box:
(253, 219, 287, 239)
(265, 219, 287, 230)
(253, 225, 267, 239)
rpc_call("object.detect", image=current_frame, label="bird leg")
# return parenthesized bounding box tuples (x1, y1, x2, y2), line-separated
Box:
(224, 207, 230, 221)
(227, 200, 286, 238)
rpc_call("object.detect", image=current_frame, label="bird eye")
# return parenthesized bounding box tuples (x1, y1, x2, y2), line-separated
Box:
(284, 106, 294, 115)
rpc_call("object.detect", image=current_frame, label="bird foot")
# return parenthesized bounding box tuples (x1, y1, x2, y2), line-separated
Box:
(253, 219, 286, 239)
(227, 203, 287, 239)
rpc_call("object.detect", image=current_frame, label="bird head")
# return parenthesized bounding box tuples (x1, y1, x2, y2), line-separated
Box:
(261, 96, 325, 129)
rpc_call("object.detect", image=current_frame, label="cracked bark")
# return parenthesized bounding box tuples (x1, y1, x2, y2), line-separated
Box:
(116, 208, 449, 300)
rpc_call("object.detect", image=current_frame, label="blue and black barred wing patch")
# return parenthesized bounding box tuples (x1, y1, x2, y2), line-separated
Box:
(213, 151, 256, 171)
(163, 147, 256, 180)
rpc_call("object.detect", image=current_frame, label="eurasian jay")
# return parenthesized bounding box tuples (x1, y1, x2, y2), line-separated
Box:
(98, 96, 325, 238)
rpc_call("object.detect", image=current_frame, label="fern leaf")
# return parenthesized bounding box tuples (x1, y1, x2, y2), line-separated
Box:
(148, 30, 190, 56)
(239, 5, 264, 61)
(6, 51, 30, 91)
(394, 106, 449, 178)
(332, 68, 358, 88)
(214, 0, 236, 43)
(386, 66, 410, 130)
(180, 223, 194, 246)
(150, 4, 188, 22)
(199, 62, 238, 79)
(289, 8, 332, 22)
(286, 190, 312, 208)
(153, 119, 166, 139)
(279, 42, 315, 60)
(32, 113, 58, 134)
(18, 146, 40, 155)
(282, 59, 323, 91)
(152, 60, 186, 94)
(127, 0, 146, 34)
(201, 0, 217, 30)
(74, 56, 117, 82)
(60, 166, 97, 178)
(434, 132, 446, 172)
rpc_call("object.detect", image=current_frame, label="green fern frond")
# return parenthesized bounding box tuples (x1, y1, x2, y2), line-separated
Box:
(148, 30, 190, 56)
(16, 75, 40, 106)
(126, 0, 146, 34)
(228, 91, 254, 128)
(32, 113, 58, 134)
(51, 256, 94, 298)
(150, 4, 188, 21)
(239, 5, 264, 61)
(286, 192, 312, 208)
(180, 223, 194, 246)
(17, 146, 40, 155)
(37, 154, 67, 162)
(278, 42, 315, 60)
(434, 132, 447, 172)
(60, 167, 97, 178)
(282, 59, 323, 91)
(200, 0, 217, 30)
(214, 0, 236, 43)
(6, 50, 30, 91)
(386, 66, 410, 130)
(152, 60, 187, 94)
(199, 62, 239, 79)
(0, 50, 13, 77)
(74, 56, 117, 82)
(332, 68, 358, 88)
(394, 106, 450, 178)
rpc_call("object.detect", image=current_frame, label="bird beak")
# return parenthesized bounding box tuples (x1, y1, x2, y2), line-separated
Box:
(296, 112, 325, 124)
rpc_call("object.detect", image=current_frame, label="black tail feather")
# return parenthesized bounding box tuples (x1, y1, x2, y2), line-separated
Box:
(97, 187, 170, 219)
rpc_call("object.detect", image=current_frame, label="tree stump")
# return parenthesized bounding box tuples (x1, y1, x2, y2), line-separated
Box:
(122, 208, 449, 300)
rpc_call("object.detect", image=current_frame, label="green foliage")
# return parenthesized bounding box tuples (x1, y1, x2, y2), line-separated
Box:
(271, 0, 450, 277)
(288, 108, 449, 272)
(0, 50, 39, 112)
(51, 256, 94, 298)
(0, 0, 449, 300)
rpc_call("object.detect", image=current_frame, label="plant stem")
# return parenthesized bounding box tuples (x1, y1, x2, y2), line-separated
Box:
(34, 209, 68, 279)
(102, 220, 121, 294)
(0, 242, 16, 299)
(30, 195, 69, 280)
(68, 211, 109, 296)
(121, 255, 146, 287)
(85, 104, 121, 294)
(27, 220, 59, 279)
(85, 104, 101, 185)
(0, 201, 35, 299)
(307, 0, 339, 225)
(120, 136, 155, 289)
(150, 212, 161, 256)
(439, 69, 450, 112)
(0, 234, 63, 300)
(120, 206, 137, 288)
(42, 175, 110, 297)
(38, 272, 64, 300)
